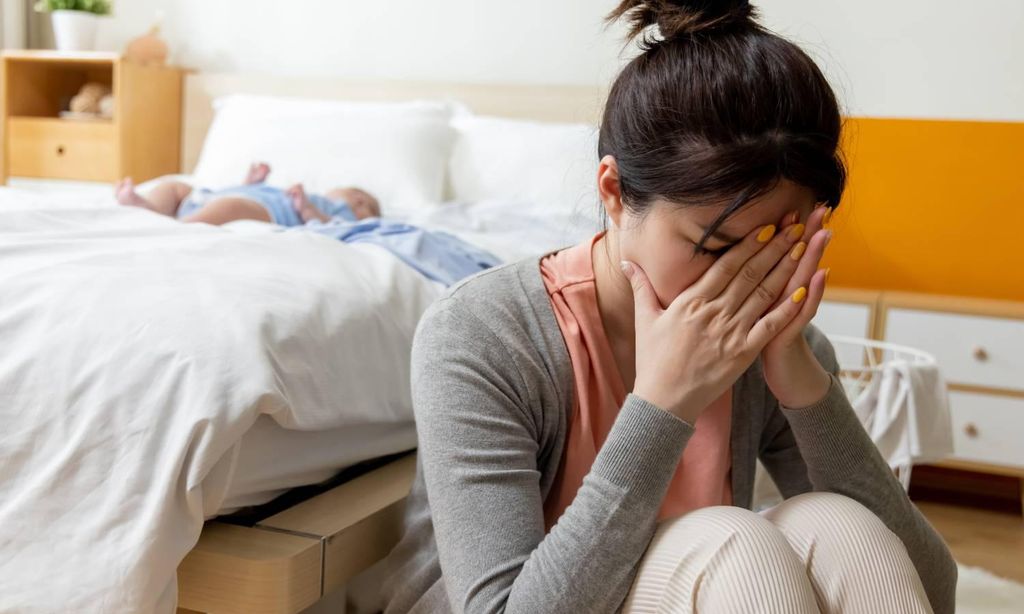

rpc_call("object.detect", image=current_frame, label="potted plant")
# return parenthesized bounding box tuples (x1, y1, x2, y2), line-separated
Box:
(33, 0, 112, 52)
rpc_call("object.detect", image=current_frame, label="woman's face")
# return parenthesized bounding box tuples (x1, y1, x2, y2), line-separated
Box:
(614, 180, 819, 308)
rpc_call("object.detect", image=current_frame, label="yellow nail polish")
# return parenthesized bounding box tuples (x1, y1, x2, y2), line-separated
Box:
(790, 241, 807, 261)
(787, 223, 805, 240)
(792, 287, 808, 303)
(822, 208, 834, 225)
(824, 268, 831, 283)
(757, 225, 776, 243)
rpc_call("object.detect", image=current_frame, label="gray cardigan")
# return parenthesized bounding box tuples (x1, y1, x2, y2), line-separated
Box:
(380, 258, 956, 614)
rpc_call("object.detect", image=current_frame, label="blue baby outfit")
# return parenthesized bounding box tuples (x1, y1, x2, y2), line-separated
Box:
(301, 219, 501, 287)
(177, 184, 355, 226)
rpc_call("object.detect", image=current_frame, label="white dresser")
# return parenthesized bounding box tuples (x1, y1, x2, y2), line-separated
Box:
(814, 287, 880, 368)
(880, 293, 1024, 479)
(815, 288, 1024, 513)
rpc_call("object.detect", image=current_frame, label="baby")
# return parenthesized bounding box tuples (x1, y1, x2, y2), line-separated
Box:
(114, 162, 381, 226)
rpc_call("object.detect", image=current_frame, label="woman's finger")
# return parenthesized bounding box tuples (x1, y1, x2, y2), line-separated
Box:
(621, 260, 663, 319)
(776, 227, 830, 310)
(747, 284, 807, 349)
(773, 205, 832, 308)
(714, 221, 805, 313)
(673, 223, 779, 307)
(775, 267, 830, 340)
(733, 237, 807, 328)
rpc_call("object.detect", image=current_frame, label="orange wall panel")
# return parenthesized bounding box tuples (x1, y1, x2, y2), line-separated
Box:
(823, 117, 1024, 301)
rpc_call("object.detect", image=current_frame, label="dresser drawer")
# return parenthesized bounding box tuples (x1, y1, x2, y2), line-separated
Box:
(883, 308, 1024, 392)
(947, 391, 1024, 469)
(7, 117, 117, 181)
(813, 301, 873, 368)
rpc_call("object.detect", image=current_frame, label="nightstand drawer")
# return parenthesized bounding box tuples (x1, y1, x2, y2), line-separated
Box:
(883, 308, 1024, 392)
(7, 117, 117, 182)
(948, 391, 1024, 469)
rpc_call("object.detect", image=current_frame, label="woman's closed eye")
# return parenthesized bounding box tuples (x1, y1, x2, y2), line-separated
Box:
(693, 242, 733, 258)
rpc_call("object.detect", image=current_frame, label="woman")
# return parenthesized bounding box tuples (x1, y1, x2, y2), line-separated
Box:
(379, 1, 956, 613)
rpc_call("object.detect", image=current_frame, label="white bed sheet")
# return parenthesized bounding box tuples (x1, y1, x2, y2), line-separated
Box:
(219, 415, 418, 515)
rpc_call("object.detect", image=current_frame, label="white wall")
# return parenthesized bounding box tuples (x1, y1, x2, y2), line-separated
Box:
(758, 1, 1024, 122)
(1, 0, 28, 48)
(87, 0, 1023, 122)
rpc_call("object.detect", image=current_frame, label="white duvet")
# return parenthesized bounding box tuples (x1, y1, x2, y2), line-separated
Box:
(0, 200, 443, 613)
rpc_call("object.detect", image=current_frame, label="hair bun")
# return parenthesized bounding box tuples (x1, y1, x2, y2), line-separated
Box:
(608, 0, 756, 45)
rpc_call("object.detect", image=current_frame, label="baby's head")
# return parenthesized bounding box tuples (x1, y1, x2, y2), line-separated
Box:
(328, 187, 380, 220)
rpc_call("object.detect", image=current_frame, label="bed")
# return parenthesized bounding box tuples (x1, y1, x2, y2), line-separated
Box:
(0, 75, 608, 613)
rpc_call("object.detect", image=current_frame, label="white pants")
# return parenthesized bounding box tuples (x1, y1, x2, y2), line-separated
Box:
(621, 492, 933, 614)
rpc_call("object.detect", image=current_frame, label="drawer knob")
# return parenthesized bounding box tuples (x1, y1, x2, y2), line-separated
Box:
(971, 346, 989, 362)
(963, 423, 979, 438)
(56, 145, 66, 157)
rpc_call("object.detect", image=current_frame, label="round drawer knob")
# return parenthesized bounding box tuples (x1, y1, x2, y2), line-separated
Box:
(56, 145, 66, 157)
(963, 423, 979, 438)
(971, 346, 988, 361)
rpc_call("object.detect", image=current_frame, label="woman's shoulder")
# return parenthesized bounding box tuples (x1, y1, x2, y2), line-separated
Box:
(420, 257, 550, 338)
(448, 256, 544, 303)
(412, 255, 572, 396)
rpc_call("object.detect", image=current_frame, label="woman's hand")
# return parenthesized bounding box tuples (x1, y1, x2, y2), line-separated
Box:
(622, 219, 812, 424)
(761, 205, 834, 409)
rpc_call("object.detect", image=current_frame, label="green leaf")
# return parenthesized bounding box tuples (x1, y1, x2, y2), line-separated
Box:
(35, 0, 112, 15)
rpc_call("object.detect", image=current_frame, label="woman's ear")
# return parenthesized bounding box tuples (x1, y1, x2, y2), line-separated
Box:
(598, 155, 624, 228)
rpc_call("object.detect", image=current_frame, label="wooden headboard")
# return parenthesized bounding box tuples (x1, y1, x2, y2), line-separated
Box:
(180, 73, 607, 173)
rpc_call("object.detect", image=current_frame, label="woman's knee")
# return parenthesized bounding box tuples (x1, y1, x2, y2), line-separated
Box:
(762, 491, 919, 576)
(763, 492, 895, 542)
(626, 507, 818, 614)
(654, 505, 797, 563)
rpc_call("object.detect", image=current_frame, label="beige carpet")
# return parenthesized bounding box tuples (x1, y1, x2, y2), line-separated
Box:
(958, 564, 1024, 614)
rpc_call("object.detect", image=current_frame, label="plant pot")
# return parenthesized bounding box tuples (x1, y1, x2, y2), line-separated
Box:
(51, 10, 99, 52)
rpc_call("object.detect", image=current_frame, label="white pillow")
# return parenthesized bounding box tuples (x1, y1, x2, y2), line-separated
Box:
(447, 115, 601, 221)
(192, 95, 456, 211)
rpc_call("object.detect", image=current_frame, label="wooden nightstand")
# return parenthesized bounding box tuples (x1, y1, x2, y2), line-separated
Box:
(1, 50, 182, 184)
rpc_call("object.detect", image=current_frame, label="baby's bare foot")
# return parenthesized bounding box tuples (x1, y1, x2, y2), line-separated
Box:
(244, 162, 271, 185)
(288, 183, 330, 223)
(114, 178, 152, 208)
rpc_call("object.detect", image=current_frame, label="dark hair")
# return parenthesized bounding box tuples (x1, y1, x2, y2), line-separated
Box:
(600, 0, 846, 251)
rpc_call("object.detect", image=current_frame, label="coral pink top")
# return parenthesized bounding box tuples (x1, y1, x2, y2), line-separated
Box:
(540, 234, 733, 530)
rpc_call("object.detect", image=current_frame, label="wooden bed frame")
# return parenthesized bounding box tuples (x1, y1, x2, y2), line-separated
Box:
(177, 452, 416, 614)
(173, 74, 606, 613)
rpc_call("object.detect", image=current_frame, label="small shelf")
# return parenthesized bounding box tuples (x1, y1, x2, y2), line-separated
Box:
(2, 50, 183, 184)
(9, 114, 114, 125)
(2, 50, 119, 64)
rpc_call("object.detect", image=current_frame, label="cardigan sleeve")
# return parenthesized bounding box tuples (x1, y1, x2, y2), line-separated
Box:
(761, 325, 957, 614)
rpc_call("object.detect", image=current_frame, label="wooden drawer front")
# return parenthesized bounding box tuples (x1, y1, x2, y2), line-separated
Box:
(948, 391, 1024, 469)
(813, 301, 873, 368)
(7, 118, 117, 181)
(884, 308, 1024, 392)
